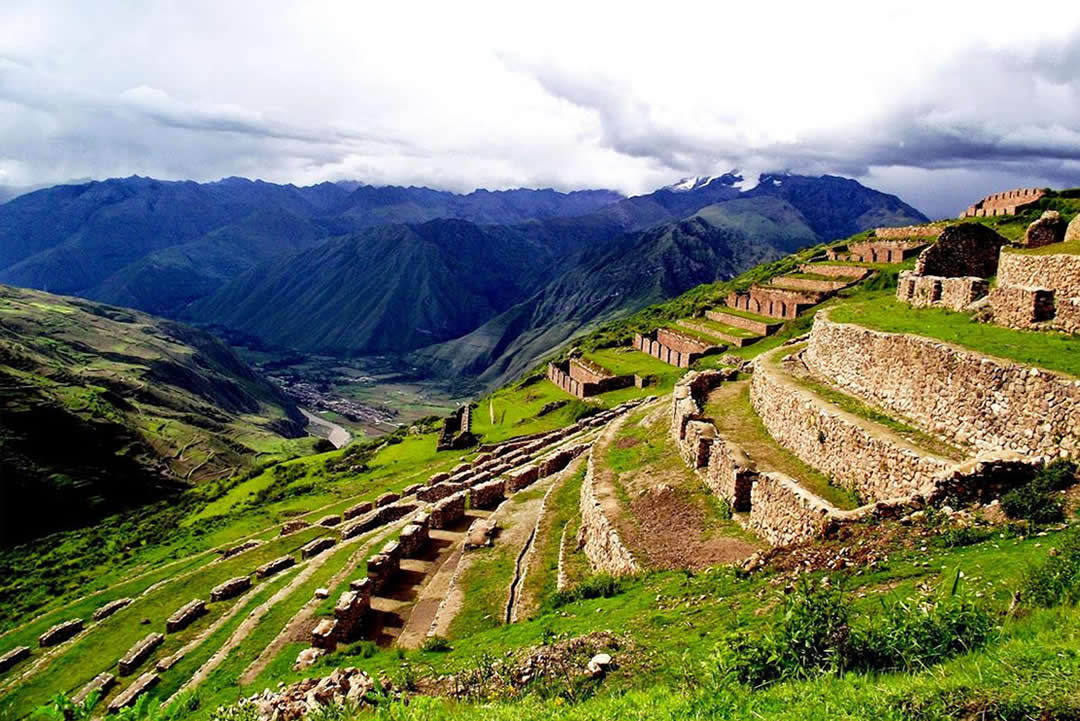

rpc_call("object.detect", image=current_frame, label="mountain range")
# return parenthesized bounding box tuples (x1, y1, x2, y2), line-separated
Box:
(0, 173, 927, 390)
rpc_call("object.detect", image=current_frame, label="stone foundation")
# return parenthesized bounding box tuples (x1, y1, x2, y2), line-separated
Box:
(706, 309, 780, 335)
(311, 619, 338, 651)
(506, 465, 539, 492)
(300, 537, 336, 559)
(398, 522, 429, 558)
(257, 555, 296, 579)
(279, 520, 310, 536)
(0, 646, 30, 673)
(316, 514, 341, 527)
(340, 502, 417, 539)
(108, 672, 159, 713)
(896, 271, 988, 311)
(334, 587, 370, 641)
(39, 619, 83, 647)
(343, 501, 373, 520)
(166, 600, 206, 633)
(805, 313, 1080, 457)
(469, 478, 505, 509)
(73, 672, 115, 704)
(547, 358, 635, 397)
(92, 597, 132, 621)
(430, 491, 467, 530)
(119, 633, 164, 676)
(210, 576, 252, 602)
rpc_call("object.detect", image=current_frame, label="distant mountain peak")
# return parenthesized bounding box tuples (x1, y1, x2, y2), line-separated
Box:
(662, 173, 742, 193)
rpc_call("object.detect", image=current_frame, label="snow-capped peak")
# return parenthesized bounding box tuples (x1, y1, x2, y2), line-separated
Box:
(664, 176, 720, 193)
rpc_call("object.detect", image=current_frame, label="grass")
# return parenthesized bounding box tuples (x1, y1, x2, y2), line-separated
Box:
(1006, 236, 1080, 256)
(704, 383, 859, 510)
(830, 292, 1080, 377)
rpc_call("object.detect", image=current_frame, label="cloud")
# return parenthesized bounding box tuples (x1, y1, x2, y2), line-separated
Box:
(1, 0, 1079, 217)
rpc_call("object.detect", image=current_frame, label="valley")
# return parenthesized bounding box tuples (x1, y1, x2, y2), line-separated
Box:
(1, 183, 1078, 721)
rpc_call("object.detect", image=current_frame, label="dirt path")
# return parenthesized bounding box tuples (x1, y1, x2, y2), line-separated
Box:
(395, 530, 466, 648)
(508, 455, 585, 623)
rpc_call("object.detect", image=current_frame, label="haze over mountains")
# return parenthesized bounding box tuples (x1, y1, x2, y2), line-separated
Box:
(0, 172, 927, 390)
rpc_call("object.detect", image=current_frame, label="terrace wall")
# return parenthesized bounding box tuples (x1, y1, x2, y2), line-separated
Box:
(804, 313, 1080, 457)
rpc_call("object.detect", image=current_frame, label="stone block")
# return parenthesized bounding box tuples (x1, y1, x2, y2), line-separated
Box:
(118, 633, 164, 676)
(0, 646, 30, 673)
(166, 600, 206, 633)
(108, 673, 159, 714)
(343, 501, 374, 520)
(92, 597, 133, 621)
(1023, 210, 1067, 248)
(256, 555, 296, 579)
(210, 576, 252, 602)
(300, 536, 336, 559)
(39, 619, 83, 647)
(73, 672, 115, 704)
(311, 619, 338, 651)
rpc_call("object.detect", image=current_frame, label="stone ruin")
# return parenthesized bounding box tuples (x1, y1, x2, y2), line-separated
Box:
(1023, 210, 1068, 248)
(218, 539, 263, 560)
(826, 237, 930, 264)
(108, 672, 159, 713)
(92, 597, 132, 621)
(257, 555, 296, 579)
(38, 618, 83, 647)
(340, 502, 417, 539)
(990, 238, 1080, 335)
(366, 539, 403, 593)
(167, 599, 207, 633)
(726, 285, 821, 320)
(374, 491, 400, 507)
(0, 645, 30, 673)
(316, 514, 341, 527)
(469, 477, 506, 509)
(896, 224, 1007, 311)
(398, 522, 429, 558)
(430, 491, 468, 530)
(311, 619, 338, 651)
(343, 501, 373, 520)
(871, 224, 944, 240)
(279, 519, 310, 536)
(118, 632, 164, 675)
(437, 404, 476, 451)
(547, 356, 636, 397)
(210, 576, 252, 602)
(961, 187, 1047, 217)
(633, 329, 720, 369)
(73, 672, 115, 705)
(300, 536, 337, 559)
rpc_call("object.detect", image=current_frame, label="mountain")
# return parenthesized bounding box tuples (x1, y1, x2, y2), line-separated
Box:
(187, 220, 581, 353)
(0, 284, 305, 545)
(189, 175, 925, 387)
(0, 176, 624, 316)
(746, 173, 929, 238)
(413, 196, 819, 387)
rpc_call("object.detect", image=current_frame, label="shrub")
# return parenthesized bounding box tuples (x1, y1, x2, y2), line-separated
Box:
(547, 574, 624, 609)
(1000, 461, 1075, 524)
(421, 635, 452, 653)
(940, 525, 992, 548)
(1021, 529, 1080, 607)
(711, 576, 991, 687)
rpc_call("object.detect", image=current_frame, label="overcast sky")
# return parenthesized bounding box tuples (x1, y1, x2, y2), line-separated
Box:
(2, 1, 1080, 218)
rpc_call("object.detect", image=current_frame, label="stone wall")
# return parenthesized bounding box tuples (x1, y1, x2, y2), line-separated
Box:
(746, 472, 837, 546)
(548, 359, 634, 397)
(804, 313, 1080, 457)
(430, 491, 467, 529)
(913, 224, 1006, 278)
(873, 224, 944, 240)
(0, 646, 30, 673)
(896, 271, 988, 311)
(166, 600, 205, 633)
(1023, 211, 1067, 248)
(961, 187, 1046, 217)
(706, 309, 780, 335)
(340, 502, 417, 539)
(469, 478, 505, 509)
(343, 501, 373, 520)
(118, 633, 164, 676)
(997, 251, 1080, 298)
(798, 264, 870, 280)
(750, 354, 952, 501)
(727, 286, 820, 320)
(39, 619, 83, 647)
(577, 449, 640, 576)
(634, 332, 697, 368)
(656, 328, 710, 355)
(989, 285, 1056, 328)
(257, 556, 296, 579)
(108, 672, 159, 713)
(846, 240, 927, 263)
(210, 576, 252, 602)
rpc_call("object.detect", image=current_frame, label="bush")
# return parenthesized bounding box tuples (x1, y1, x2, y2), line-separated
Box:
(547, 574, 624, 609)
(1022, 529, 1080, 607)
(421, 635, 452, 653)
(1000, 460, 1076, 524)
(711, 576, 991, 687)
(939, 525, 992, 548)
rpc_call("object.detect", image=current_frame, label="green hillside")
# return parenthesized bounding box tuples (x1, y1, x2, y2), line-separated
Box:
(3, 191, 1078, 721)
(0, 285, 311, 545)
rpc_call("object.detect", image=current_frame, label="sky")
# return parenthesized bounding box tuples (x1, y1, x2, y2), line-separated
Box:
(2, 1, 1080, 218)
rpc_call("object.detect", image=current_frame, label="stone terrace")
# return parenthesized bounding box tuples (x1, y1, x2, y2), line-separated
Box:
(961, 187, 1046, 218)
